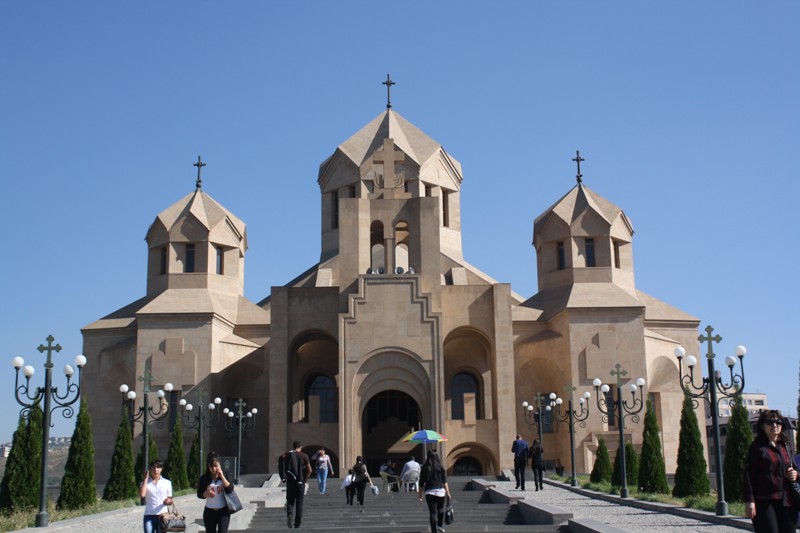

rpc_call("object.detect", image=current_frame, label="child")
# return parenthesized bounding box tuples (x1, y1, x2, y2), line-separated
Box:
(341, 468, 355, 505)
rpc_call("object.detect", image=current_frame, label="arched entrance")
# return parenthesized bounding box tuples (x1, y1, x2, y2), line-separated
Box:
(361, 390, 421, 474)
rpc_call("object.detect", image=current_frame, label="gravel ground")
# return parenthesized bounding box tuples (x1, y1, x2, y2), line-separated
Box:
(12, 480, 753, 532)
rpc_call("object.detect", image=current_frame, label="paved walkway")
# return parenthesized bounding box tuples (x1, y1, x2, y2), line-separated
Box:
(12, 479, 753, 532)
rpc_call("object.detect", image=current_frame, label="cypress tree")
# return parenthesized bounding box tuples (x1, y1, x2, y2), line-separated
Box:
(103, 407, 137, 501)
(187, 430, 201, 488)
(135, 433, 159, 485)
(672, 395, 710, 497)
(57, 398, 96, 509)
(638, 399, 669, 493)
(0, 417, 29, 512)
(22, 406, 44, 510)
(163, 421, 189, 490)
(723, 397, 753, 502)
(590, 438, 612, 483)
(611, 441, 640, 487)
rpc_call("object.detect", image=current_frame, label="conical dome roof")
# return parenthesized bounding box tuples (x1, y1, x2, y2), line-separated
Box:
(533, 183, 633, 241)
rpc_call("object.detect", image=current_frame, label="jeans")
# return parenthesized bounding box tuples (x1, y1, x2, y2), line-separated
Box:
(317, 467, 328, 493)
(143, 514, 160, 533)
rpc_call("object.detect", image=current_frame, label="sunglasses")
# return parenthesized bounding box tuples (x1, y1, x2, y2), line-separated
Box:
(764, 419, 783, 426)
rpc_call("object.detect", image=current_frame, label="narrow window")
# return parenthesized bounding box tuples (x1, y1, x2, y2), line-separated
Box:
(585, 238, 596, 267)
(451, 372, 479, 420)
(332, 191, 339, 230)
(442, 191, 450, 228)
(557, 242, 566, 270)
(159, 246, 167, 275)
(305, 374, 337, 423)
(613, 241, 621, 269)
(216, 246, 224, 275)
(185, 244, 195, 273)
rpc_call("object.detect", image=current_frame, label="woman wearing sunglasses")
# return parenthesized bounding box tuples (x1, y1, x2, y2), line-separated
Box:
(744, 409, 798, 532)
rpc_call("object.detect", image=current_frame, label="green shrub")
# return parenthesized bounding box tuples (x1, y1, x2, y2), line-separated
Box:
(672, 395, 710, 497)
(590, 438, 612, 483)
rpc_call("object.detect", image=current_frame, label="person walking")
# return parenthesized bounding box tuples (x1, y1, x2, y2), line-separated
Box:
(530, 438, 545, 491)
(197, 451, 234, 533)
(350, 455, 374, 510)
(139, 459, 173, 533)
(280, 440, 311, 529)
(744, 409, 799, 533)
(511, 434, 529, 490)
(418, 450, 452, 533)
(315, 448, 334, 494)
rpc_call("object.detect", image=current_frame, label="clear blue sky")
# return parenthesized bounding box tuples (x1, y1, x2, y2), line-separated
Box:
(1, 2, 797, 444)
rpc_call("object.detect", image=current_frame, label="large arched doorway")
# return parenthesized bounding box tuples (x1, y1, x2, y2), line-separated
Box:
(361, 390, 421, 474)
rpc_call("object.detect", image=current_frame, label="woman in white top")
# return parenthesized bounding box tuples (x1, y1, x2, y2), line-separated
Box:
(139, 459, 173, 533)
(197, 452, 234, 533)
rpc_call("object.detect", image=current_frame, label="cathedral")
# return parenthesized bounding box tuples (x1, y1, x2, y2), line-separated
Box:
(82, 102, 703, 485)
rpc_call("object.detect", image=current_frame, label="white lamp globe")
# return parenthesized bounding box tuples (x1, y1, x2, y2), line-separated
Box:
(74, 355, 87, 367)
(592, 378, 602, 387)
(735, 345, 747, 357)
(12, 356, 24, 369)
(674, 346, 686, 358)
(686, 355, 697, 368)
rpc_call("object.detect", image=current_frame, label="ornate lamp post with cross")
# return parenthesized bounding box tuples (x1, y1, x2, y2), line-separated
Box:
(179, 387, 222, 477)
(119, 368, 173, 503)
(223, 398, 258, 483)
(674, 325, 746, 516)
(11, 335, 86, 527)
(593, 364, 646, 498)
(522, 392, 555, 443)
(551, 385, 592, 487)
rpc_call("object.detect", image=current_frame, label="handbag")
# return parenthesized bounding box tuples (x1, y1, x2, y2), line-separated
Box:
(224, 487, 243, 514)
(783, 443, 800, 510)
(444, 502, 454, 525)
(160, 504, 186, 532)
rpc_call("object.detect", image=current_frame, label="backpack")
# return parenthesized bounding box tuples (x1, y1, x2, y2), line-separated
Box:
(352, 463, 366, 483)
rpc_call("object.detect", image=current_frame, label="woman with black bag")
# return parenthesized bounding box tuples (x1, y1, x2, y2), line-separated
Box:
(198, 452, 234, 533)
(418, 450, 452, 533)
(744, 409, 799, 533)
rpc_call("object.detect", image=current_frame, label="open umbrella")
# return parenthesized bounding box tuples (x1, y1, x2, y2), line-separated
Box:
(403, 429, 448, 443)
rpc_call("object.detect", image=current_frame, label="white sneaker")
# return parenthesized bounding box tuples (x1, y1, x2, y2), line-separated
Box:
(437, 527, 446, 532)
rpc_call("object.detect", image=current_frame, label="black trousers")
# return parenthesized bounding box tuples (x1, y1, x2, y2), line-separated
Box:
(532, 464, 544, 488)
(353, 480, 368, 506)
(286, 481, 305, 527)
(752, 500, 797, 533)
(513, 457, 527, 488)
(202, 507, 231, 533)
(424, 493, 446, 533)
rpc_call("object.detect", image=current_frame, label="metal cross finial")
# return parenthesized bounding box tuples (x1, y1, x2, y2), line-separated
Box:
(382, 74, 395, 109)
(37, 335, 62, 369)
(138, 367, 155, 394)
(610, 363, 628, 387)
(698, 324, 722, 360)
(194, 156, 206, 190)
(572, 150, 585, 184)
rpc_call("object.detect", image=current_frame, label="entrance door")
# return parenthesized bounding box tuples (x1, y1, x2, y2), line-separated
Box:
(361, 390, 421, 474)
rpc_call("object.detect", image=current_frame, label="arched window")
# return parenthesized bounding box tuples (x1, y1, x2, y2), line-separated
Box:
(305, 374, 337, 423)
(451, 372, 480, 420)
(452, 456, 482, 476)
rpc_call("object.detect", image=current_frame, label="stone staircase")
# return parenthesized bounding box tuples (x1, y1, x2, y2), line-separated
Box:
(233, 477, 566, 532)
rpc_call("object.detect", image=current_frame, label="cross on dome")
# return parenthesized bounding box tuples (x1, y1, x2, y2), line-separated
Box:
(382, 74, 395, 109)
(194, 156, 206, 190)
(572, 150, 584, 184)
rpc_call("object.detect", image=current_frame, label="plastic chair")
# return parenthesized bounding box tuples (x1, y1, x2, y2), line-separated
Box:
(401, 469, 419, 492)
(380, 471, 399, 493)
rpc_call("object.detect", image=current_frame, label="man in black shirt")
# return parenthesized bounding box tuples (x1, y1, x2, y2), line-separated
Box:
(280, 440, 311, 529)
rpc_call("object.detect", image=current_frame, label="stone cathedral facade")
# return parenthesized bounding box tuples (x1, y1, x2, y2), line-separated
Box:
(82, 107, 705, 484)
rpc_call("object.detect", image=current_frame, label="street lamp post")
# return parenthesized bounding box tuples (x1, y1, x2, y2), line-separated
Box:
(593, 364, 646, 498)
(674, 324, 746, 516)
(119, 368, 173, 504)
(551, 385, 592, 487)
(522, 392, 553, 443)
(223, 398, 257, 483)
(12, 335, 86, 527)
(179, 387, 222, 477)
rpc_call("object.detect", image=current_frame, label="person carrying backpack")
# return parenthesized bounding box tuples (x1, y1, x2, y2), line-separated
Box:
(350, 456, 373, 510)
(279, 441, 311, 529)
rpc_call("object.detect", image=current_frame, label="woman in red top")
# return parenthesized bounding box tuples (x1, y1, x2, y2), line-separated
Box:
(744, 409, 798, 533)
